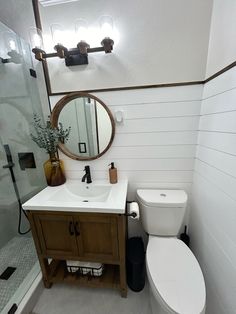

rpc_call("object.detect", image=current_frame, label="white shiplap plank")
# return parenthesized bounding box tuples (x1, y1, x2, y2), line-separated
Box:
(195, 159, 236, 201)
(111, 101, 201, 118)
(198, 131, 236, 156)
(116, 116, 199, 133)
(196, 145, 236, 178)
(190, 200, 236, 314)
(114, 131, 198, 146)
(199, 111, 236, 133)
(203, 66, 236, 99)
(65, 170, 193, 183)
(63, 158, 195, 171)
(50, 86, 203, 110)
(95, 85, 203, 106)
(201, 88, 236, 115)
(191, 173, 236, 272)
(60, 145, 197, 160)
(103, 145, 197, 159)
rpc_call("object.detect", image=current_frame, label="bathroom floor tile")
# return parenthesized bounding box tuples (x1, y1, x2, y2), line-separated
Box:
(32, 283, 151, 314)
(0, 237, 37, 313)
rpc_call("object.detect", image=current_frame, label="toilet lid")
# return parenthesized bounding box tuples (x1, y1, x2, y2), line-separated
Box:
(147, 236, 206, 314)
(136, 189, 187, 207)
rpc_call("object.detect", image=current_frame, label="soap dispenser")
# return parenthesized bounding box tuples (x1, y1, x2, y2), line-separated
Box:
(109, 162, 118, 184)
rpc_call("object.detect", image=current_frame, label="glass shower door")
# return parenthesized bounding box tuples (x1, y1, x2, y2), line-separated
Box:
(0, 21, 47, 313)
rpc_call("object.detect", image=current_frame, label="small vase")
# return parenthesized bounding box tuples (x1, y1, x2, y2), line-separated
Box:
(43, 152, 66, 186)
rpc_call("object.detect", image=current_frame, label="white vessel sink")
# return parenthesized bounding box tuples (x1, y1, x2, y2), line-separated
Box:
(22, 180, 128, 214)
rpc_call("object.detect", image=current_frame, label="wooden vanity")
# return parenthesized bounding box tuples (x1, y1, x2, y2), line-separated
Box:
(28, 210, 127, 297)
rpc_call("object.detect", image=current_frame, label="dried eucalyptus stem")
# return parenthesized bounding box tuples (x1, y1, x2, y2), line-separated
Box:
(31, 114, 71, 154)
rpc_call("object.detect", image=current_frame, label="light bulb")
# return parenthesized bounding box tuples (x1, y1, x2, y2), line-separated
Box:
(51, 24, 64, 45)
(3, 31, 19, 52)
(100, 16, 113, 39)
(9, 40, 16, 50)
(75, 19, 88, 42)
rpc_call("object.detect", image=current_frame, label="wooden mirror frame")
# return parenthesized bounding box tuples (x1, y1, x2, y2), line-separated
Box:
(51, 92, 115, 161)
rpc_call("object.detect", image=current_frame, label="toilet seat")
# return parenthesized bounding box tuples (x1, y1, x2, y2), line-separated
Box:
(146, 236, 206, 314)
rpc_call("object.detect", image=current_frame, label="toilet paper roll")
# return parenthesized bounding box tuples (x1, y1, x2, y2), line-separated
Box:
(128, 202, 140, 220)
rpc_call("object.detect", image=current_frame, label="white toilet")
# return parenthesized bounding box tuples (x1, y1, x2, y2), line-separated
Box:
(136, 189, 206, 314)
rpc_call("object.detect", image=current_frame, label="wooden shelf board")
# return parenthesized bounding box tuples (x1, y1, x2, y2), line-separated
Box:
(49, 261, 120, 289)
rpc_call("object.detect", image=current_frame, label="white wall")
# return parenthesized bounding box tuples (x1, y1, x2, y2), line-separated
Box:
(190, 66, 236, 314)
(189, 1, 236, 313)
(206, 0, 236, 77)
(39, 0, 213, 92)
(53, 85, 202, 236)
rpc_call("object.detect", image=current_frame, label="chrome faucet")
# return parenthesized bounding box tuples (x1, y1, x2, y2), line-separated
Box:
(81, 165, 92, 184)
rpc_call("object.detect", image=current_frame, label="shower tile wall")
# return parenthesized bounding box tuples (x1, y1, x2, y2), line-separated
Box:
(190, 66, 236, 314)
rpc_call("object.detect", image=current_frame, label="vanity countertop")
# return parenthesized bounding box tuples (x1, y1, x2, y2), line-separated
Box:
(22, 179, 128, 214)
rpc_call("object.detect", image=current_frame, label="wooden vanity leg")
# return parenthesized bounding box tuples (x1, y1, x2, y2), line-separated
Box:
(28, 211, 52, 289)
(118, 215, 127, 297)
(39, 257, 52, 289)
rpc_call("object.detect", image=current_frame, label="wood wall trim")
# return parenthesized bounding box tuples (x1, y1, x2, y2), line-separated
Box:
(204, 61, 236, 83)
(49, 81, 204, 96)
(32, 0, 236, 97)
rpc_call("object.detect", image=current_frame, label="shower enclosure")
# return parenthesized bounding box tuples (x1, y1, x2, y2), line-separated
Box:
(0, 21, 47, 313)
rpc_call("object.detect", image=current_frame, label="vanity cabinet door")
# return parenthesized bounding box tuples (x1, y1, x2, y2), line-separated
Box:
(34, 213, 78, 258)
(75, 213, 119, 262)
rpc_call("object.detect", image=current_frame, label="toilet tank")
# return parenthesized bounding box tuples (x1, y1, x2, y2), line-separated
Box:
(136, 189, 187, 236)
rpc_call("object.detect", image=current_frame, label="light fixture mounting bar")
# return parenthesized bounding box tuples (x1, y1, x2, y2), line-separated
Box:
(42, 46, 106, 59)
(32, 37, 114, 66)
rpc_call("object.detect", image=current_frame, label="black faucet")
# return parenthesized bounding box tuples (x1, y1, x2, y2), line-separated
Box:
(81, 165, 92, 184)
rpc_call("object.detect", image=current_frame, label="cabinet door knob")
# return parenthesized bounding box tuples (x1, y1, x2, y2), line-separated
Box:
(69, 221, 74, 235)
(74, 222, 80, 236)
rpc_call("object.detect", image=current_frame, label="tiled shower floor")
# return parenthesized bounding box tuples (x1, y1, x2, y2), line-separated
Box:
(0, 236, 38, 313)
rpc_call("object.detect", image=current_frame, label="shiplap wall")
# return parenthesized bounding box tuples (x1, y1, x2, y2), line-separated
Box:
(51, 85, 202, 202)
(51, 85, 202, 238)
(189, 66, 236, 314)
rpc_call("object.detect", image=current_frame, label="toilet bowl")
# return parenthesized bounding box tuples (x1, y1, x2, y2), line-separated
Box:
(136, 189, 206, 314)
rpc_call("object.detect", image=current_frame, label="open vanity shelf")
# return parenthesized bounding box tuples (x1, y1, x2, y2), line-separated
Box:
(49, 260, 120, 288)
(27, 210, 127, 297)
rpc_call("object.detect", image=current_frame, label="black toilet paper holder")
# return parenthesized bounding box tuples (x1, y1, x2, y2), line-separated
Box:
(125, 201, 138, 218)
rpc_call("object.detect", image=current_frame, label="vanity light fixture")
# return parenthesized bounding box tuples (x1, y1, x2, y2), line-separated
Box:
(30, 16, 114, 67)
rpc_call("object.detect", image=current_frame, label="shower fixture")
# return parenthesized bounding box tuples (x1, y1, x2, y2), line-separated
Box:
(2, 145, 30, 235)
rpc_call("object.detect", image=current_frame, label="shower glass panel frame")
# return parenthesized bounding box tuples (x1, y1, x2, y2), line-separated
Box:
(0, 21, 47, 313)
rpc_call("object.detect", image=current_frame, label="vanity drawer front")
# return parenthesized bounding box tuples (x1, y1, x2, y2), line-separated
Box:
(34, 213, 78, 257)
(75, 214, 119, 262)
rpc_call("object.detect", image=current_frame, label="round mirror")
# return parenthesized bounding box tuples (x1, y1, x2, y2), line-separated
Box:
(51, 92, 115, 160)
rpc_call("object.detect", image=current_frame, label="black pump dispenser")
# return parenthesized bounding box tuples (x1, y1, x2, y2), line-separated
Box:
(180, 225, 190, 247)
(110, 162, 115, 169)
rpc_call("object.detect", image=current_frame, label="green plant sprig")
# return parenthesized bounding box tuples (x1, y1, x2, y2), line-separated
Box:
(31, 114, 71, 154)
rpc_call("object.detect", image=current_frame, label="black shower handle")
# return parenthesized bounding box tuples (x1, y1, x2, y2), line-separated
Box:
(4, 145, 13, 163)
